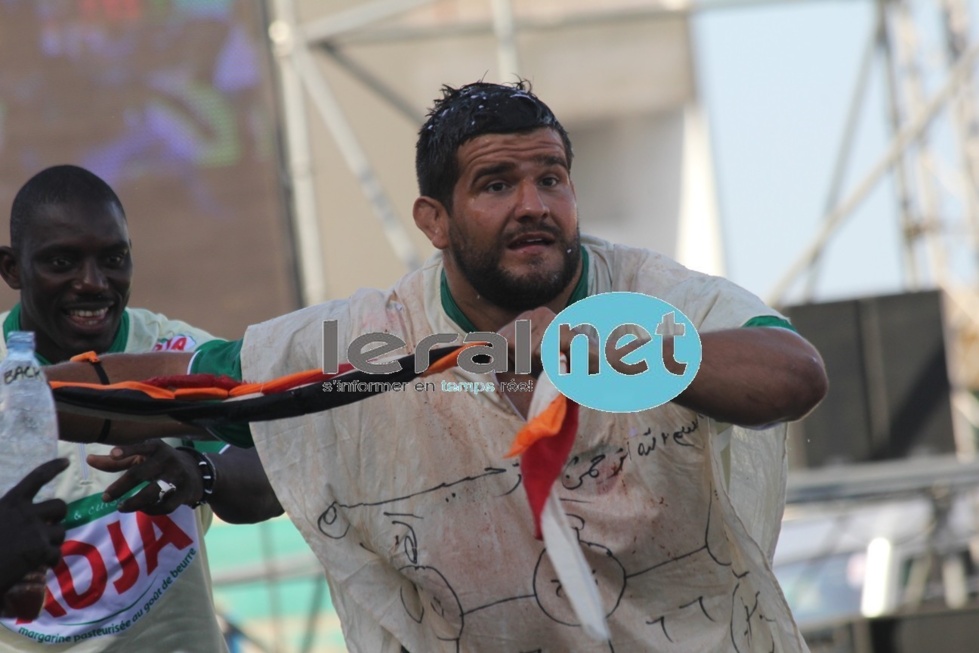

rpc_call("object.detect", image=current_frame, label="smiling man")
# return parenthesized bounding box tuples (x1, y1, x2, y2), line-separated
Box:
(0, 165, 280, 652)
(45, 83, 828, 652)
(3, 172, 131, 364)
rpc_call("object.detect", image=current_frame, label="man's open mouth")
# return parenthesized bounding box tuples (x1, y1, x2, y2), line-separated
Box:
(508, 233, 556, 250)
(64, 306, 111, 329)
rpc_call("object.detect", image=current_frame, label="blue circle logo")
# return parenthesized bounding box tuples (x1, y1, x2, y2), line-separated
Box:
(540, 292, 702, 413)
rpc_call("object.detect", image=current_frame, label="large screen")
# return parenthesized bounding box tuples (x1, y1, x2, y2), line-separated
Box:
(0, 0, 298, 339)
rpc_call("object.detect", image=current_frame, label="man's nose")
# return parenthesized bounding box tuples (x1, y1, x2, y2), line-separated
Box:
(74, 260, 108, 292)
(514, 180, 548, 220)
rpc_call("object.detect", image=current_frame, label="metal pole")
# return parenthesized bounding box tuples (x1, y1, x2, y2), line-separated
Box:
(299, 575, 328, 653)
(258, 522, 284, 653)
(268, 0, 329, 305)
(940, 0, 979, 281)
(891, 0, 950, 287)
(490, 0, 521, 81)
(317, 42, 424, 125)
(802, 17, 880, 300)
(290, 24, 422, 270)
(303, 0, 437, 44)
(878, 0, 921, 289)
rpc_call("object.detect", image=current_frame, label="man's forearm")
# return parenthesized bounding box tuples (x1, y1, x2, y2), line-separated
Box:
(578, 324, 827, 426)
(207, 446, 283, 524)
(504, 309, 826, 427)
(673, 327, 828, 426)
(59, 414, 207, 444)
(49, 352, 204, 444)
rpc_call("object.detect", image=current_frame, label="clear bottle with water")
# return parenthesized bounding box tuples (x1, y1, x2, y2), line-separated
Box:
(0, 331, 59, 498)
(0, 331, 59, 620)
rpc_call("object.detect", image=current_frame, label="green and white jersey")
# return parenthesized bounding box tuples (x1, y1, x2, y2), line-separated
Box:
(0, 307, 228, 653)
(222, 235, 807, 653)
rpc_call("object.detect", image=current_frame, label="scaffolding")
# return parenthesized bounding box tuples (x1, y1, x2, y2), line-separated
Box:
(764, 0, 979, 453)
(770, 0, 979, 304)
(767, 1, 979, 645)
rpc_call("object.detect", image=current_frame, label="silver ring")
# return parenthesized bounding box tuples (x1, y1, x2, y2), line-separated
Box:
(155, 479, 177, 503)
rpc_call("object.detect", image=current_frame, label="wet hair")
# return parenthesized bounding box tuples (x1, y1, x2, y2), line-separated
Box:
(415, 80, 573, 209)
(10, 165, 125, 250)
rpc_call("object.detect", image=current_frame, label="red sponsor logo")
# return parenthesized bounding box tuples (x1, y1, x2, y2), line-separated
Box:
(151, 336, 195, 352)
(18, 512, 192, 623)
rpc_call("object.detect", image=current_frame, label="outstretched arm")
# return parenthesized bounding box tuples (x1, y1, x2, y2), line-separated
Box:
(47, 352, 207, 443)
(501, 307, 828, 427)
(669, 327, 827, 427)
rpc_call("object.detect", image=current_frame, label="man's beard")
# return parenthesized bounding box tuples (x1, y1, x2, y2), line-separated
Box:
(449, 224, 582, 311)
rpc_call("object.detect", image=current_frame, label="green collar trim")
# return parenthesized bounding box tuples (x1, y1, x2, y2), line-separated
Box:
(4, 303, 130, 365)
(440, 247, 590, 333)
(2, 306, 21, 354)
(109, 310, 130, 354)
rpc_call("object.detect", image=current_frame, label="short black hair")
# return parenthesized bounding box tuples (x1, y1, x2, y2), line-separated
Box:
(10, 165, 124, 250)
(415, 80, 573, 209)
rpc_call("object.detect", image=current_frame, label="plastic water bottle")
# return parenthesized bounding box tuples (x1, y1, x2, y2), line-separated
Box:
(0, 331, 59, 494)
(0, 330, 59, 620)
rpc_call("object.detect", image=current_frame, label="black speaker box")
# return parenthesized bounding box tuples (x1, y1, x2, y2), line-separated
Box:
(784, 290, 956, 468)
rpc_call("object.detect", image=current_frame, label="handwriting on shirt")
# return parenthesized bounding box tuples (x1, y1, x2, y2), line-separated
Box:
(636, 419, 698, 457)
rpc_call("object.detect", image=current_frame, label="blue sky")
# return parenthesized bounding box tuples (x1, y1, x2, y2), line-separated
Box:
(692, 0, 935, 306)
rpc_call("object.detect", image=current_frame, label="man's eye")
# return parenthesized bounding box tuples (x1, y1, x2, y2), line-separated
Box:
(105, 254, 125, 267)
(49, 257, 73, 270)
(486, 181, 508, 192)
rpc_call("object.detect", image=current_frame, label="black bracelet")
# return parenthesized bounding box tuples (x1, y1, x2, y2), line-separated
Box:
(89, 359, 110, 385)
(70, 351, 113, 442)
(176, 446, 217, 508)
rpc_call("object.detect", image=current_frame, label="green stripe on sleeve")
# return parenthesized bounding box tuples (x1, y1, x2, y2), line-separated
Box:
(190, 338, 244, 380)
(189, 338, 253, 447)
(742, 315, 797, 332)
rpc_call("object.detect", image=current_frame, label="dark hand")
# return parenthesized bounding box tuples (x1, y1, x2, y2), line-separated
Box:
(498, 307, 628, 375)
(86, 440, 203, 514)
(0, 458, 68, 595)
(497, 307, 557, 374)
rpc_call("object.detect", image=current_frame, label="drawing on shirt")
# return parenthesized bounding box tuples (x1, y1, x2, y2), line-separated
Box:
(314, 417, 777, 652)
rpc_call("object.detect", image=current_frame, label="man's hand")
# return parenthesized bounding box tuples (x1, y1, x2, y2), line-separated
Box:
(87, 440, 204, 514)
(0, 458, 69, 595)
(497, 307, 642, 376)
(497, 307, 557, 374)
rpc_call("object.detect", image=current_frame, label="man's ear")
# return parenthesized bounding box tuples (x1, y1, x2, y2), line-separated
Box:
(413, 196, 450, 250)
(0, 246, 22, 290)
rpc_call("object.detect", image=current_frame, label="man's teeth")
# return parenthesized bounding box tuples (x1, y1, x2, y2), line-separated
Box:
(68, 308, 108, 318)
